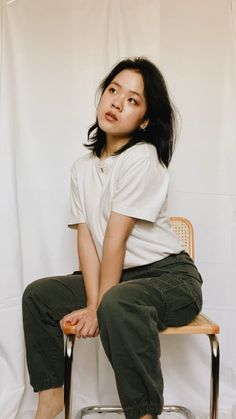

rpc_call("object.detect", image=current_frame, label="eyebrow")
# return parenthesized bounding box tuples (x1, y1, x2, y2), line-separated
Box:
(110, 81, 143, 100)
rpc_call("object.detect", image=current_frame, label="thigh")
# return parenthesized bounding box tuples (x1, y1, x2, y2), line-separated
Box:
(112, 272, 201, 330)
(23, 273, 87, 321)
(147, 273, 201, 328)
(121, 253, 202, 329)
(100, 277, 167, 330)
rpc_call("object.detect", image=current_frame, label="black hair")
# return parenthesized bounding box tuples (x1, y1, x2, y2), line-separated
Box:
(84, 57, 178, 167)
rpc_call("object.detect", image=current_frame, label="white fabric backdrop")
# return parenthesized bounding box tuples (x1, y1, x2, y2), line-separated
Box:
(0, 0, 236, 418)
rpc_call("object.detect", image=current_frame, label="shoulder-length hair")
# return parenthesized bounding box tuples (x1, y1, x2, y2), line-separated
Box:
(84, 57, 178, 167)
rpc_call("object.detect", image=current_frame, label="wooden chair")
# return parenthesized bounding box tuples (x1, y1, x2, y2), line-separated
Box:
(63, 216, 220, 419)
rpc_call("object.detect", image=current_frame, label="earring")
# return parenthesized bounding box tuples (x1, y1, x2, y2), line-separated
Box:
(139, 126, 146, 132)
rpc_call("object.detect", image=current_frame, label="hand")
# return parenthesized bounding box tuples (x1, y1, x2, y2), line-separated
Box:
(60, 305, 99, 338)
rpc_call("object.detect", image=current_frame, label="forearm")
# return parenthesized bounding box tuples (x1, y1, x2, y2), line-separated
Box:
(62, 214, 134, 338)
(77, 223, 100, 307)
(97, 211, 135, 305)
(98, 237, 126, 305)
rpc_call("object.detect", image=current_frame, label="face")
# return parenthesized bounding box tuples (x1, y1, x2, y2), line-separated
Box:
(97, 69, 148, 143)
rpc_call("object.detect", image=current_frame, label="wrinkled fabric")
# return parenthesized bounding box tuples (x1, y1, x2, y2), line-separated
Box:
(23, 252, 202, 417)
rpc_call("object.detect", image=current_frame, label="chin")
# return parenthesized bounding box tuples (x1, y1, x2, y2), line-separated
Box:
(98, 122, 116, 135)
(97, 118, 108, 132)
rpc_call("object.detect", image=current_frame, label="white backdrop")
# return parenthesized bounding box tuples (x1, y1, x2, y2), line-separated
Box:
(1, 0, 236, 418)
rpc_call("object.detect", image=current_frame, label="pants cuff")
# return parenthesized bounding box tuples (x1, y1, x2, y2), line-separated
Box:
(123, 402, 163, 419)
(32, 378, 63, 392)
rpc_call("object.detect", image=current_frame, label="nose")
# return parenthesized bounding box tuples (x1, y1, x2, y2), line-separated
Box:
(112, 96, 123, 111)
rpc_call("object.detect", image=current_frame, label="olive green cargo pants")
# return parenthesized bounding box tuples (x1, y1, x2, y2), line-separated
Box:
(22, 251, 202, 419)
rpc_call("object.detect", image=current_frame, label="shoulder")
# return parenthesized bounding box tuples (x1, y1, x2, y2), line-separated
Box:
(123, 143, 158, 162)
(71, 151, 94, 173)
(120, 143, 166, 174)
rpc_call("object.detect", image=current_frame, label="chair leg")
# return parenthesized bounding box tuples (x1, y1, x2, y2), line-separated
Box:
(64, 334, 76, 419)
(71, 335, 220, 419)
(208, 334, 220, 419)
(76, 406, 123, 419)
(163, 405, 196, 418)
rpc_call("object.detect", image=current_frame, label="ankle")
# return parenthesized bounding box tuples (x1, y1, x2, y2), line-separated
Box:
(36, 404, 64, 419)
(36, 387, 64, 419)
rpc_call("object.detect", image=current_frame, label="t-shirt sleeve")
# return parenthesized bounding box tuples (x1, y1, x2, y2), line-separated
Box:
(68, 163, 86, 229)
(111, 154, 169, 222)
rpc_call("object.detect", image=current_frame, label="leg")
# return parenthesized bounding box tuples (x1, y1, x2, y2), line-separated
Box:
(97, 280, 165, 419)
(97, 271, 201, 419)
(22, 273, 86, 416)
(35, 387, 64, 419)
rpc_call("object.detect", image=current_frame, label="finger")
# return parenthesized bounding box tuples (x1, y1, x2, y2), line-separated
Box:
(75, 330, 81, 338)
(61, 315, 74, 328)
(83, 325, 98, 338)
(75, 318, 86, 333)
(87, 324, 98, 338)
(80, 323, 91, 338)
(62, 309, 85, 324)
(60, 318, 73, 332)
(60, 318, 68, 333)
(63, 312, 85, 328)
(62, 314, 80, 326)
(94, 327, 100, 337)
(62, 316, 84, 334)
(62, 310, 77, 322)
(86, 329, 95, 338)
(80, 318, 98, 338)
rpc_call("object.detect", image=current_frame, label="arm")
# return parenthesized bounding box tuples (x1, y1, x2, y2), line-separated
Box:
(97, 211, 136, 305)
(77, 223, 100, 307)
(61, 223, 101, 337)
(62, 213, 135, 336)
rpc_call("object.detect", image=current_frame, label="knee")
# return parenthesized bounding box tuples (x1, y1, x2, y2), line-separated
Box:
(22, 277, 50, 307)
(23, 280, 38, 303)
(97, 284, 129, 327)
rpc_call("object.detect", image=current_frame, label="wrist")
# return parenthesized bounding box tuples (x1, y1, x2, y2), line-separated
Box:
(86, 302, 97, 309)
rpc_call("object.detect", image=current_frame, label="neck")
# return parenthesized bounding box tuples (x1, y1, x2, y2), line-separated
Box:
(101, 135, 130, 159)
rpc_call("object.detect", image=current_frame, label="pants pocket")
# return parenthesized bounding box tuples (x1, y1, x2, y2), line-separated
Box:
(164, 281, 202, 327)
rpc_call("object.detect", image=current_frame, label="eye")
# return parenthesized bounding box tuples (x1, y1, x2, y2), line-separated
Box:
(108, 87, 117, 94)
(128, 97, 138, 105)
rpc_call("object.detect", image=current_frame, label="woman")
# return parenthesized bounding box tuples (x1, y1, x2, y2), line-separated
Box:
(23, 57, 203, 419)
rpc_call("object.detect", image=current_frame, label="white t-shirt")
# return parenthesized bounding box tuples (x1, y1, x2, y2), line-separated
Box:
(68, 142, 182, 268)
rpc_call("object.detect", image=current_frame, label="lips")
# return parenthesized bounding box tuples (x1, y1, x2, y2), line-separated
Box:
(105, 111, 118, 122)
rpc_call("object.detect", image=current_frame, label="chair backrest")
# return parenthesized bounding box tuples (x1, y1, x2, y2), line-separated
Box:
(170, 216, 194, 260)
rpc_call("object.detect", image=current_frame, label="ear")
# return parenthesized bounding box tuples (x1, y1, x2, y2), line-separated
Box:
(140, 119, 149, 130)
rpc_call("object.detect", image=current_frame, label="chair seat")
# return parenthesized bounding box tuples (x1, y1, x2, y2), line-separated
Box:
(64, 313, 220, 336)
(161, 313, 220, 335)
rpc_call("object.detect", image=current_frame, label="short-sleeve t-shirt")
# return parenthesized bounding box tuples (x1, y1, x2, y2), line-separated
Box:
(68, 142, 182, 268)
